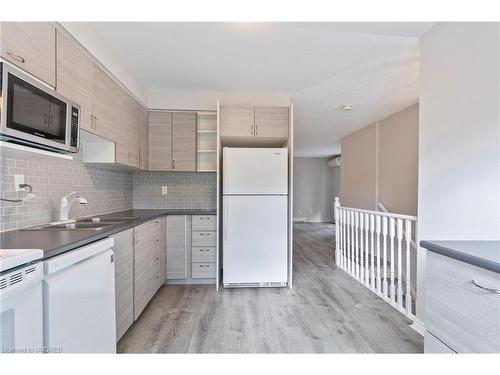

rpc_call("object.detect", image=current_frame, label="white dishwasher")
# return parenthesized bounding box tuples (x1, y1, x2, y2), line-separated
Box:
(43, 238, 116, 353)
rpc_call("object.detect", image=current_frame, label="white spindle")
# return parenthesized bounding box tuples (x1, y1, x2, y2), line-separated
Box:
(382, 216, 388, 298)
(335, 198, 340, 266)
(404, 219, 412, 315)
(389, 217, 396, 303)
(375, 215, 381, 294)
(369, 214, 375, 290)
(364, 213, 370, 286)
(351, 212, 356, 275)
(342, 210, 347, 270)
(397, 219, 404, 309)
(346, 211, 351, 273)
(354, 212, 360, 279)
(359, 212, 365, 282)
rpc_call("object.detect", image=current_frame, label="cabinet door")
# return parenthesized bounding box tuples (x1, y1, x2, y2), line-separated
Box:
(220, 106, 254, 137)
(92, 64, 117, 141)
(133, 222, 155, 319)
(0, 22, 56, 86)
(138, 105, 149, 170)
(160, 217, 168, 283)
(56, 32, 94, 132)
(115, 88, 133, 166)
(172, 112, 196, 171)
(112, 229, 134, 341)
(254, 106, 289, 138)
(166, 215, 188, 279)
(148, 111, 172, 171)
(116, 88, 140, 167)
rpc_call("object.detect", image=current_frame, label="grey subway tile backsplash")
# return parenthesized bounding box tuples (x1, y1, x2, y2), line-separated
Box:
(0, 147, 133, 231)
(0, 146, 217, 232)
(133, 171, 216, 209)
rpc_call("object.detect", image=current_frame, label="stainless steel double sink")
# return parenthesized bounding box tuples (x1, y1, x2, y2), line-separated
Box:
(22, 217, 136, 231)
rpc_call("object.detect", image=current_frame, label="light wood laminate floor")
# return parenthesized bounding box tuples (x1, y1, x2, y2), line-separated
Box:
(118, 223, 423, 353)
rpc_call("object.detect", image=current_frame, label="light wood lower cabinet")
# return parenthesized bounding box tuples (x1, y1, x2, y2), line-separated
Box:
(426, 251, 500, 353)
(166, 215, 188, 279)
(134, 218, 164, 320)
(0, 22, 56, 87)
(112, 229, 134, 341)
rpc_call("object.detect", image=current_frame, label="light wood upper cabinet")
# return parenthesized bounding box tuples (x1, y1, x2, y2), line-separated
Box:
(148, 111, 172, 171)
(116, 87, 140, 168)
(56, 32, 94, 132)
(220, 105, 289, 141)
(138, 105, 149, 170)
(220, 106, 254, 137)
(112, 229, 134, 341)
(92, 64, 117, 141)
(172, 112, 197, 171)
(254, 106, 289, 138)
(0, 22, 56, 86)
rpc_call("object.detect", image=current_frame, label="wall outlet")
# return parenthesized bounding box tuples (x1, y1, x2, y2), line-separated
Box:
(161, 186, 168, 195)
(14, 174, 24, 191)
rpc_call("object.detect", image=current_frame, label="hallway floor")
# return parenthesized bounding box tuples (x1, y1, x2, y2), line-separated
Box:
(118, 222, 423, 353)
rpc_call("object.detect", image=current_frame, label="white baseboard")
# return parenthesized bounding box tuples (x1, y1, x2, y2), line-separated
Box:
(410, 318, 425, 336)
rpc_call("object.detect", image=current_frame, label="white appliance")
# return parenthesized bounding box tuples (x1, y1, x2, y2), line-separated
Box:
(223, 147, 288, 287)
(0, 249, 44, 353)
(43, 238, 116, 353)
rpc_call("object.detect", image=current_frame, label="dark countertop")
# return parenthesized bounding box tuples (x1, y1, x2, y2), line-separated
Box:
(420, 240, 500, 274)
(0, 209, 216, 260)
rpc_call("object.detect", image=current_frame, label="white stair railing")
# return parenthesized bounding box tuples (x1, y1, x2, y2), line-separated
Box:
(334, 197, 418, 320)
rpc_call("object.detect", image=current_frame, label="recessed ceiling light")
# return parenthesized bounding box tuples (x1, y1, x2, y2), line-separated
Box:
(342, 104, 353, 111)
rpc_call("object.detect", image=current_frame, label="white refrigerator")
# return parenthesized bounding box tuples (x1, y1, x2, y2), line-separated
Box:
(223, 147, 288, 287)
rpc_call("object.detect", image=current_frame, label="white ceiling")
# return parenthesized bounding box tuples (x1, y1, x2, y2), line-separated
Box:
(89, 22, 433, 157)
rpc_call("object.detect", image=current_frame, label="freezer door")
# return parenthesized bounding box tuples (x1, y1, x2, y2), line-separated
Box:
(223, 195, 288, 285)
(223, 147, 288, 195)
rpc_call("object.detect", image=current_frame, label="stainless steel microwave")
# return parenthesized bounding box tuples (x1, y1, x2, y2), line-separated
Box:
(0, 62, 80, 153)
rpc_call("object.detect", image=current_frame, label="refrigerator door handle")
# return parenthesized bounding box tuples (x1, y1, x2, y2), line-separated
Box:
(224, 197, 228, 242)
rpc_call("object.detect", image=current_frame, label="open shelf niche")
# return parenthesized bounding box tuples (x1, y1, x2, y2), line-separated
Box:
(197, 112, 217, 172)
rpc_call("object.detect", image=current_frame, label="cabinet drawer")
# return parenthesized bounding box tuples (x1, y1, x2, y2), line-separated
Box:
(149, 251, 161, 278)
(192, 231, 216, 247)
(192, 247, 216, 263)
(192, 215, 216, 231)
(424, 331, 455, 353)
(426, 252, 500, 353)
(192, 263, 216, 279)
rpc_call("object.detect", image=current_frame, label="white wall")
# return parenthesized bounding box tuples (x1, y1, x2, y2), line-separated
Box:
(148, 88, 291, 110)
(419, 23, 500, 241)
(59, 22, 148, 106)
(293, 157, 340, 222)
(417, 23, 500, 323)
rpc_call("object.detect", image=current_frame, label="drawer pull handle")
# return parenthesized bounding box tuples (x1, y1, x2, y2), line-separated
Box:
(200, 265, 210, 268)
(472, 280, 500, 294)
(155, 239, 159, 242)
(7, 51, 25, 63)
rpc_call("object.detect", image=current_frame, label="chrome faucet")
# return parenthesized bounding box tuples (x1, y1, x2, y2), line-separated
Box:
(58, 192, 87, 222)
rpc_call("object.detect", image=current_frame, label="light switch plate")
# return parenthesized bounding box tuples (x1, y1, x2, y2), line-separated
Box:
(14, 174, 24, 191)
(161, 186, 168, 195)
